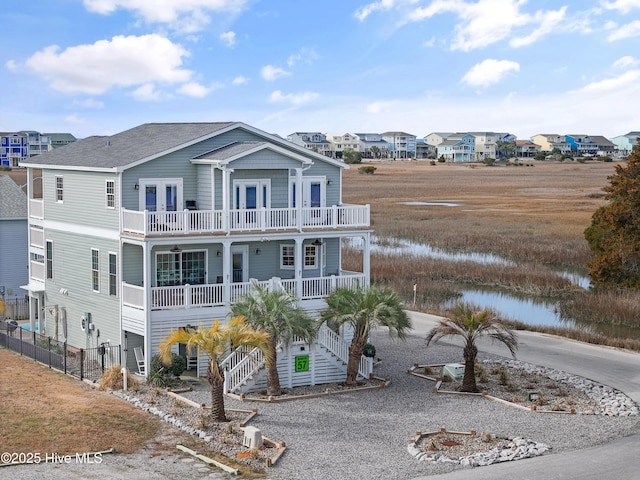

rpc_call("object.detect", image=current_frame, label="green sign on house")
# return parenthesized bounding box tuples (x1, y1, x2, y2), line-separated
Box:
(295, 355, 309, 372)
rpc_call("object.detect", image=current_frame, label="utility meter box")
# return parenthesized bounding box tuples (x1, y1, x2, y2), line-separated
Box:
(442, 363, 465, 381)
(243, 426, 263, 449)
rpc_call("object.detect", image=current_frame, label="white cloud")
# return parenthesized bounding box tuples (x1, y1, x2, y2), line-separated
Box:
(601, 0, 640, 13)
(269, 90, 319, 105)
(260, 65, 291, 81)
(73, 98, 105, 108)
(354, 0, 399, 22)
(571, 69, 640, 95)
(232, 75, 249, 85)
(219, 31, 236, 47)
(608, 20, 640, 41)
(131, 83, 163, 101)
(5, 59, 18, 72)
(510, 7, 567, 47)
(177, 82, 210, 97)
(83, 0, 247, 33)
(64, 114, 86, 124)
(287, 48, 319, 67)
(613, 55, 639, 69)
(461, 59, 520, 87)
(22, 34, 192, 95)
(379, 0, 568, 51)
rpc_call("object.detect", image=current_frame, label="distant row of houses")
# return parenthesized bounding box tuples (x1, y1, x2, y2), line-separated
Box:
(3, 129, 637, 167)
(288, 131, 640, 161)
(1, 131, 77, 167)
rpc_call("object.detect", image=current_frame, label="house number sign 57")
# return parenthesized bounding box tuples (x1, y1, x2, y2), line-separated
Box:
(295, 355, 309, 372)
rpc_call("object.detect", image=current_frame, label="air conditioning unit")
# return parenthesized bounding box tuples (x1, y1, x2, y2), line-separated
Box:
(81, 312, 92, 332)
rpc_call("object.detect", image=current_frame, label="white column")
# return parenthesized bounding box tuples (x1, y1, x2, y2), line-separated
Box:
(143, 243, 152, 376)
(295, 237, 303, 298)
(295, 168, 303, 231)
(363, 232, 371, 288)
(221, 167, 230, 233)
(222, 241, 231, 304)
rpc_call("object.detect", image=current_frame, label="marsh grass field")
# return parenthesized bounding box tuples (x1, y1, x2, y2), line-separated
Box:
(340, 159, 640, 349)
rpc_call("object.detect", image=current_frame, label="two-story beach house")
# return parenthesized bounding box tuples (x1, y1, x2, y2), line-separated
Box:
(20, 122, 372, 393)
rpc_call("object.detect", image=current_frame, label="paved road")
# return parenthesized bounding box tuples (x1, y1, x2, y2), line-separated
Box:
(406, 311, 640, 480)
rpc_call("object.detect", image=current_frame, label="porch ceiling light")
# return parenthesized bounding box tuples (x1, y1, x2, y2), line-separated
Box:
(312, 239, 323, 246)
(170, 245, 182, 253)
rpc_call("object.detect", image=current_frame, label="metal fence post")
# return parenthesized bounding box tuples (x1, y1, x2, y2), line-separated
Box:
(64, 342, 67, 374)
(80, 349, 84, 381)
(48, 337, 52, 368)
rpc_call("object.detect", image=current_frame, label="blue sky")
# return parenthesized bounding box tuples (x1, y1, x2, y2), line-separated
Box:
(1, 0, 639, 140)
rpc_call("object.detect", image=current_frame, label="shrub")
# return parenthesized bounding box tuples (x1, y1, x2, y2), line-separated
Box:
(483, 157, 496, 166)
(0, 166, 12, 171)
(358, 166, 377, 175)
(98, 365, 139, 391)
(150, 352, 185, 377)
(363, 343, 376, 358)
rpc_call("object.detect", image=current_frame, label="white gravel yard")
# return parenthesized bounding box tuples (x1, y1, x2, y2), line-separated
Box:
(176, 329, 640, 480)
(8, 328, 639, 480)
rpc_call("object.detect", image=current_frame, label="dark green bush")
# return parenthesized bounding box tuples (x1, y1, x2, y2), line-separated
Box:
(358, 166, 377, 175)
(150, 352, 185, 377)
(363, 343, 376, 358)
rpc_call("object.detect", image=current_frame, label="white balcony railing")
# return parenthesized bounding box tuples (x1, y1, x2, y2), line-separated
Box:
(30, 227, 44, 249)
(121, 204, 369, 235)
(30, 261, 45, 282)
(29, 199, 43, 219)
(122, 273, 367, 311)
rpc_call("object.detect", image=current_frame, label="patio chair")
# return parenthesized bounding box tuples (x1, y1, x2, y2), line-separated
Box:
(134, 346, 146, 375)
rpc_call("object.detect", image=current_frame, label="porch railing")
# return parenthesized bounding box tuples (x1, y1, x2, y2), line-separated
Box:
(121, 204, 369, 235)
(123, 273, 367, 311)
(29, 198, 43, 219)
(317, 323, 372, 379)
(222, 347, 266, 394)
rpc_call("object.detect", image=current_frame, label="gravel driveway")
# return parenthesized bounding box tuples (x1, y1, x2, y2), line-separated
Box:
(7, 328, 639, 480)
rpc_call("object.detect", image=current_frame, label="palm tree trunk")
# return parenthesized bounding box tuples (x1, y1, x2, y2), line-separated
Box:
(207, 361, 228, 422)
(265, 339, 281, 397)
(461, 340, 478, 393)
(346, 336, 365, 386)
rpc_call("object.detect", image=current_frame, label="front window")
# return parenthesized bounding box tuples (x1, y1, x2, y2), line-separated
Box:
(156, 250, 206, 286)
(46, 241, 53, 279)
(109, 253, 117, 296)
(304, 245, 317, 269)
(281, 245, 295, 269)
(91, 249, 99, 292)
(106, 180, 115, 208)
(55, 176, 63, 202)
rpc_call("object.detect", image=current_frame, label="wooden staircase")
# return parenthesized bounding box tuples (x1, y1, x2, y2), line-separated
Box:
(222, 323, 373, 394)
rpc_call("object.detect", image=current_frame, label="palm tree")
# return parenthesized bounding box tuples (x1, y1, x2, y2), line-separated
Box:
(425, 303, 518, 393)
(322, 286, 410, 386)
(231, 284, 317, 396)
(370, 145, 380, 159)
(158, 316, 271, 421)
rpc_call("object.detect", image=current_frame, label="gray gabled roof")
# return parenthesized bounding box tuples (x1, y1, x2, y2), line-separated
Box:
(20, 122, 348, 171)
(20, 122, 236, 170)
(196, 141, 269, 161)
(0, 175, 27, 219)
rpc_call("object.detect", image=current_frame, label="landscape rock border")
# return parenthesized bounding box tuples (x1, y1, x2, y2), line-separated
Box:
(408, 428, 550, 467)
(407, 359, 639, 417)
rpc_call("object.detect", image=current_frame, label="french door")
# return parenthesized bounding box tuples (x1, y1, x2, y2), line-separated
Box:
(140, 179, 183, 212)
(233, 180, 270, 228)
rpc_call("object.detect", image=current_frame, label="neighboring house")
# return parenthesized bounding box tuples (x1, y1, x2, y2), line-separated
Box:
(1, 131, 76, 166)
(380, 131, 417, 159)
(515, 140, 541, 158)
(286, 132, 332, 157)
(584, 136, 615, 156)
(531, 134, 572, 154)
(610, 131, 640, 156)
(353, 133, 390, 159)
(1, 132, 28, 167)
(20, 122, 372, 393)
(324, 132, 361, 159)
(415, 140, 436, 159)
(424, 132, 453, 148)
(436, 133, 476, 162)
(469, 132, 498, 160)
(45, 133, 78, 149)
(0, 175, 28, 303)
